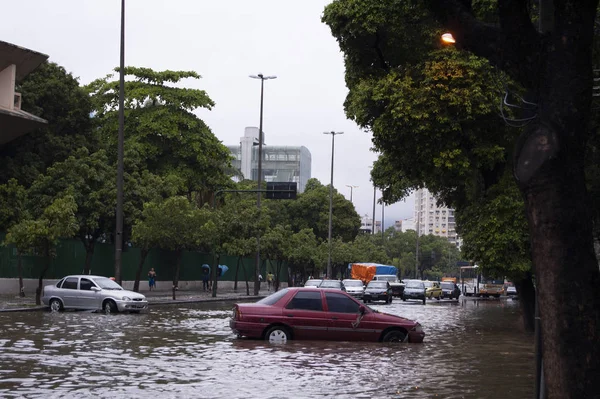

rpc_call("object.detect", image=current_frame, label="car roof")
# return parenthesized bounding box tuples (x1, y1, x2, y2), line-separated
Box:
(60, 275, 109, 279)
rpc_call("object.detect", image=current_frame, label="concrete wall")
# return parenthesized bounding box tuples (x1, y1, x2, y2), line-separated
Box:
(0, 64, 16, 110)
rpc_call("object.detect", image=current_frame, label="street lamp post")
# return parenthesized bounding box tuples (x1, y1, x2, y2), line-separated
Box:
(114, 0, 126, 285)
(381, 199, 385, 239)
(345, 185, 358, 202)
(249, 73, 276, 296)
(324, 131, 344, 278)
(372, 186, 376, 234)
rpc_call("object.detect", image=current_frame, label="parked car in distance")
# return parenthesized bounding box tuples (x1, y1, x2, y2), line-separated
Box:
(423, 281, 443, 300)
(41, 275, 148, 313)
(304, 279, 322, 288)
(402, 280, 426, 304)
(318, 280, 346, 291)
(372, 275, 405, 297)
(506, 286, 518, 296)
(440, 281, 461, 299)
(364, 281, 393, 304)
(343, 279, 365, 299)
(230, 288, 425, 343)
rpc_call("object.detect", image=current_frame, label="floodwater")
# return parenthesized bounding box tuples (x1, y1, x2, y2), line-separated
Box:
(0, 297, 533, 398)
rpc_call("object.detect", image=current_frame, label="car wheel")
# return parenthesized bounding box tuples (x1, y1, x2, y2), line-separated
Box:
(402, 296, 406, 301)
(382, 330, 406, 343)
(265, 326, 290, 344)
(435, 296, 440, 300)
(388, 296, 393, 304)
(422, 298, 426, 305)
(103, 300, 118, 314)
(49, 298, 63, 312)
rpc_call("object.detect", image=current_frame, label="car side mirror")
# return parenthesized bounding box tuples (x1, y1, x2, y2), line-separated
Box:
(91, 286, 101, 292)
(359, 305, 366, 315)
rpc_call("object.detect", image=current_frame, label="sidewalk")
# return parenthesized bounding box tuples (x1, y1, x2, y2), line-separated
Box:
(0, 288, 269, 312)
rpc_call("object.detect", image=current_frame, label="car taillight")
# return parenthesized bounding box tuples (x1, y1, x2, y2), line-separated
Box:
(232, 307, 242, 320)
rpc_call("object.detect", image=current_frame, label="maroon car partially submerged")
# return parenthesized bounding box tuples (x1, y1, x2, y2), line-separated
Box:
(230, 287, 425, 344)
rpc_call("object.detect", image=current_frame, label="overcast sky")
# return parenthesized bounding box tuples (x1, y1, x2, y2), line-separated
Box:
(1, 0, 414, 227)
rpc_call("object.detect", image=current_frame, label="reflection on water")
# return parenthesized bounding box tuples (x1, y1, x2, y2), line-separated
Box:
(0, 299, 533, 398)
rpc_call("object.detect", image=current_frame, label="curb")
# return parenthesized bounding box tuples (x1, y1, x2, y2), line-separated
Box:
(0, 295, 267, 313)
(148, 296, 265, 306)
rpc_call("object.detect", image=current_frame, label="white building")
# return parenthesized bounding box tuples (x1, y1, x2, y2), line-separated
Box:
(414, 188, 460, 247)
(400, 217, 416, 232)
(359, 214, 383, 234)
(0, 40, 48, 144)
(227, 127, 312, 193)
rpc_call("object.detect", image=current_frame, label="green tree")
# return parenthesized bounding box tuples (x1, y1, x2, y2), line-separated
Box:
(4, 195, 78, 304)
(324, 0, 600, 395)
(286, 228, 319, 285)
(0, 62, 97, 187)
(286, 178, 360, 241)
(86, 67, 233, 200)
(261, 225, 293, 291)
(132, 197, 210, 300)
(26, 148, 115, 274)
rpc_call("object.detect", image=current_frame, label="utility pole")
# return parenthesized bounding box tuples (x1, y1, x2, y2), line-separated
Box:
(114, 0, 125, 285)
(415, 210, 420, 279)
(324, 131, 343, 278)
(249, 73, 277, 295)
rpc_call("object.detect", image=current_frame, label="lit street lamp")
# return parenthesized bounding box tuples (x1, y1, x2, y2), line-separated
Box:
(249, 73, 276, 296)
(324, 131, 344, 278)
(345, 185, 358, 202)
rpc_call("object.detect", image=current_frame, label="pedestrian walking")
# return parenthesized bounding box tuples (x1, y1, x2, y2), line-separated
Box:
(148, 268, 157, 291)
(267, 272, 274, 291)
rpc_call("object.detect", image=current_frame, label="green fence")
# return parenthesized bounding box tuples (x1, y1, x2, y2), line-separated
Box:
(0, 233, 287, 282)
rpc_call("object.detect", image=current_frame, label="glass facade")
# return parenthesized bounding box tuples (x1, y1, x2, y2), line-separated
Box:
(227, 145, 311, 193)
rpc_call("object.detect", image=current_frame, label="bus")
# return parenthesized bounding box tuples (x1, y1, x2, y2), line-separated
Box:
(459, 265, 505, 298)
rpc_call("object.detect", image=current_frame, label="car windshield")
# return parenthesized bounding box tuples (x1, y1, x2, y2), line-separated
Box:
(377, 276, 396, 282)
(257, 289, 289, 305)
(343, 280, 363, 287)
(406, 281, 424, 289)
(319, 281, 341, 288)
(304, 280, 321, 287)
(423, 281, 433, 288)
(367, 282, 387, 288)
(441, 283, 454, 289)
(94, 277, 123, 290)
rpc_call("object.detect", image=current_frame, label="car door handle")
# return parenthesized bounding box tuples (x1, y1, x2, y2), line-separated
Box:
(286, 314, 294, 317)
(331, 317, 339, 320)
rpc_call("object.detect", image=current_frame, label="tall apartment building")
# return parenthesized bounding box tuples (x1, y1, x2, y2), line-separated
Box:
(414, 188, 460, 246)
(359, 214, 382, 234)
(227, 127, 312, 193)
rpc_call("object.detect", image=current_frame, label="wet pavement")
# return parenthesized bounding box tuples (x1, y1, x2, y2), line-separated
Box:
(0, 294, 532, 398)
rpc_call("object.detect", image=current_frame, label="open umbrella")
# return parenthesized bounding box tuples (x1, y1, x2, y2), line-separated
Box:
(217, 265, 229, 278)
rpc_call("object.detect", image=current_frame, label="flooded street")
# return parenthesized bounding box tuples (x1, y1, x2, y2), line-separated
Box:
(0, 298, 533, 398)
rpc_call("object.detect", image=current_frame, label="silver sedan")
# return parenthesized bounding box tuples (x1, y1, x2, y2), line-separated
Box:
(42, 275, 148, 313)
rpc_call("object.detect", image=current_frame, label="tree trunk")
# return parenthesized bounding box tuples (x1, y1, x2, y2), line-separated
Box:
(275, 260, 283, 292)
(133, 248, 149, 292)
(521, 160, 600, 398)
(514, 273, 535, 333)
(17, 252, 24, 297)
(82, 240, 95, 275)
(211, 254, 219, 297)
(234, 256, 241, 292)
(36, 244, 51, 305)
(172, 250, 182, 300)
(241, 257, 250, 296)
